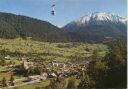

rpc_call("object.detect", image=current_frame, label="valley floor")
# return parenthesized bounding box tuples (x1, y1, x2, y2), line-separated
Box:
(0, 38, 108, 89)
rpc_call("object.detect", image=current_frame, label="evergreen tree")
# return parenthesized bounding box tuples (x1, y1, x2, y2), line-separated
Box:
(88, 49, 108, 88)
(10, 75, 14, 86)
(103, 40, 127, 88)
(78, 71, 91, 89)
(67, 78, 77, 89)
(2, 77, 7, 87)
(45, 77, 67, 89)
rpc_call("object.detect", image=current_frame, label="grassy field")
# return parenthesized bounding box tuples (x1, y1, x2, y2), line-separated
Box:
(17, 80, 50, 89)
(2, 80, 50, 89)
(0, 38, 108, 62)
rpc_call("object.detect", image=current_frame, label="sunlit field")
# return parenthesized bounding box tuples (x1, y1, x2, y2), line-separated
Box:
(0, 38, 108, 62)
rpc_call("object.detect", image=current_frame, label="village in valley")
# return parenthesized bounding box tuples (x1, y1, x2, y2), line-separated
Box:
(0, 55, 87, 89)
(0, 38, 108, 89)
(0, 38, 126, 89)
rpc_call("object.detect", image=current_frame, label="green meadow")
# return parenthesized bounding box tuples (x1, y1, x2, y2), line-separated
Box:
(0, 38, 108, 62)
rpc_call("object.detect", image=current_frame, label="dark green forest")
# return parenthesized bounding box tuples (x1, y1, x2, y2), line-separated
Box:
(0, 12, 69, 42)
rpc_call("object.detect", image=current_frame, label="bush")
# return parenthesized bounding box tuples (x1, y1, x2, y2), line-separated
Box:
(78, 72, 92, 89)
(44, 77, 67, 89)
(67, 77, 77, 89)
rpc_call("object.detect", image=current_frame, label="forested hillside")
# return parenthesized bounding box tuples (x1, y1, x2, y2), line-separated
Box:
(0, 12, 69, 42)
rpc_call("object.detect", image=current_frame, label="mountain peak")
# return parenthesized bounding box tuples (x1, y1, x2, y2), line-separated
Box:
(73, 12, 126, 26)
(63, 12, 127, 43)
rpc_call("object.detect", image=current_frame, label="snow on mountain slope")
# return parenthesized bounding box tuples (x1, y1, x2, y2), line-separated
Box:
(69, 12, 127, 26)
(63, 12, 127, 43)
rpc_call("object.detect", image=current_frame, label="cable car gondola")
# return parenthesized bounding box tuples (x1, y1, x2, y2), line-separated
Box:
(51, 1, 56, 16)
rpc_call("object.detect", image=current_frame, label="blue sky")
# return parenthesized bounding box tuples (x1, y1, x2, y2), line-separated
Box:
(0, 0, 127, 27)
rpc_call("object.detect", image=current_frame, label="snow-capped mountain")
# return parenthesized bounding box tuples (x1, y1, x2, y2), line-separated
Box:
(65, 12, 127, 28)
(63, 12, 127, 43)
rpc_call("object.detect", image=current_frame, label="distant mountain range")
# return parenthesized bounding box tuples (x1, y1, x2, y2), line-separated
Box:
(63, 12, 127, 43)
(0, 12, 127, 43)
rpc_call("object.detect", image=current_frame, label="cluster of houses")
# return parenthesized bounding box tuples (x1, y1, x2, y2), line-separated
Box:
(21, 57, 86, 81)
(0, 55, 89, 88)
(1, 55, 87, 84)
